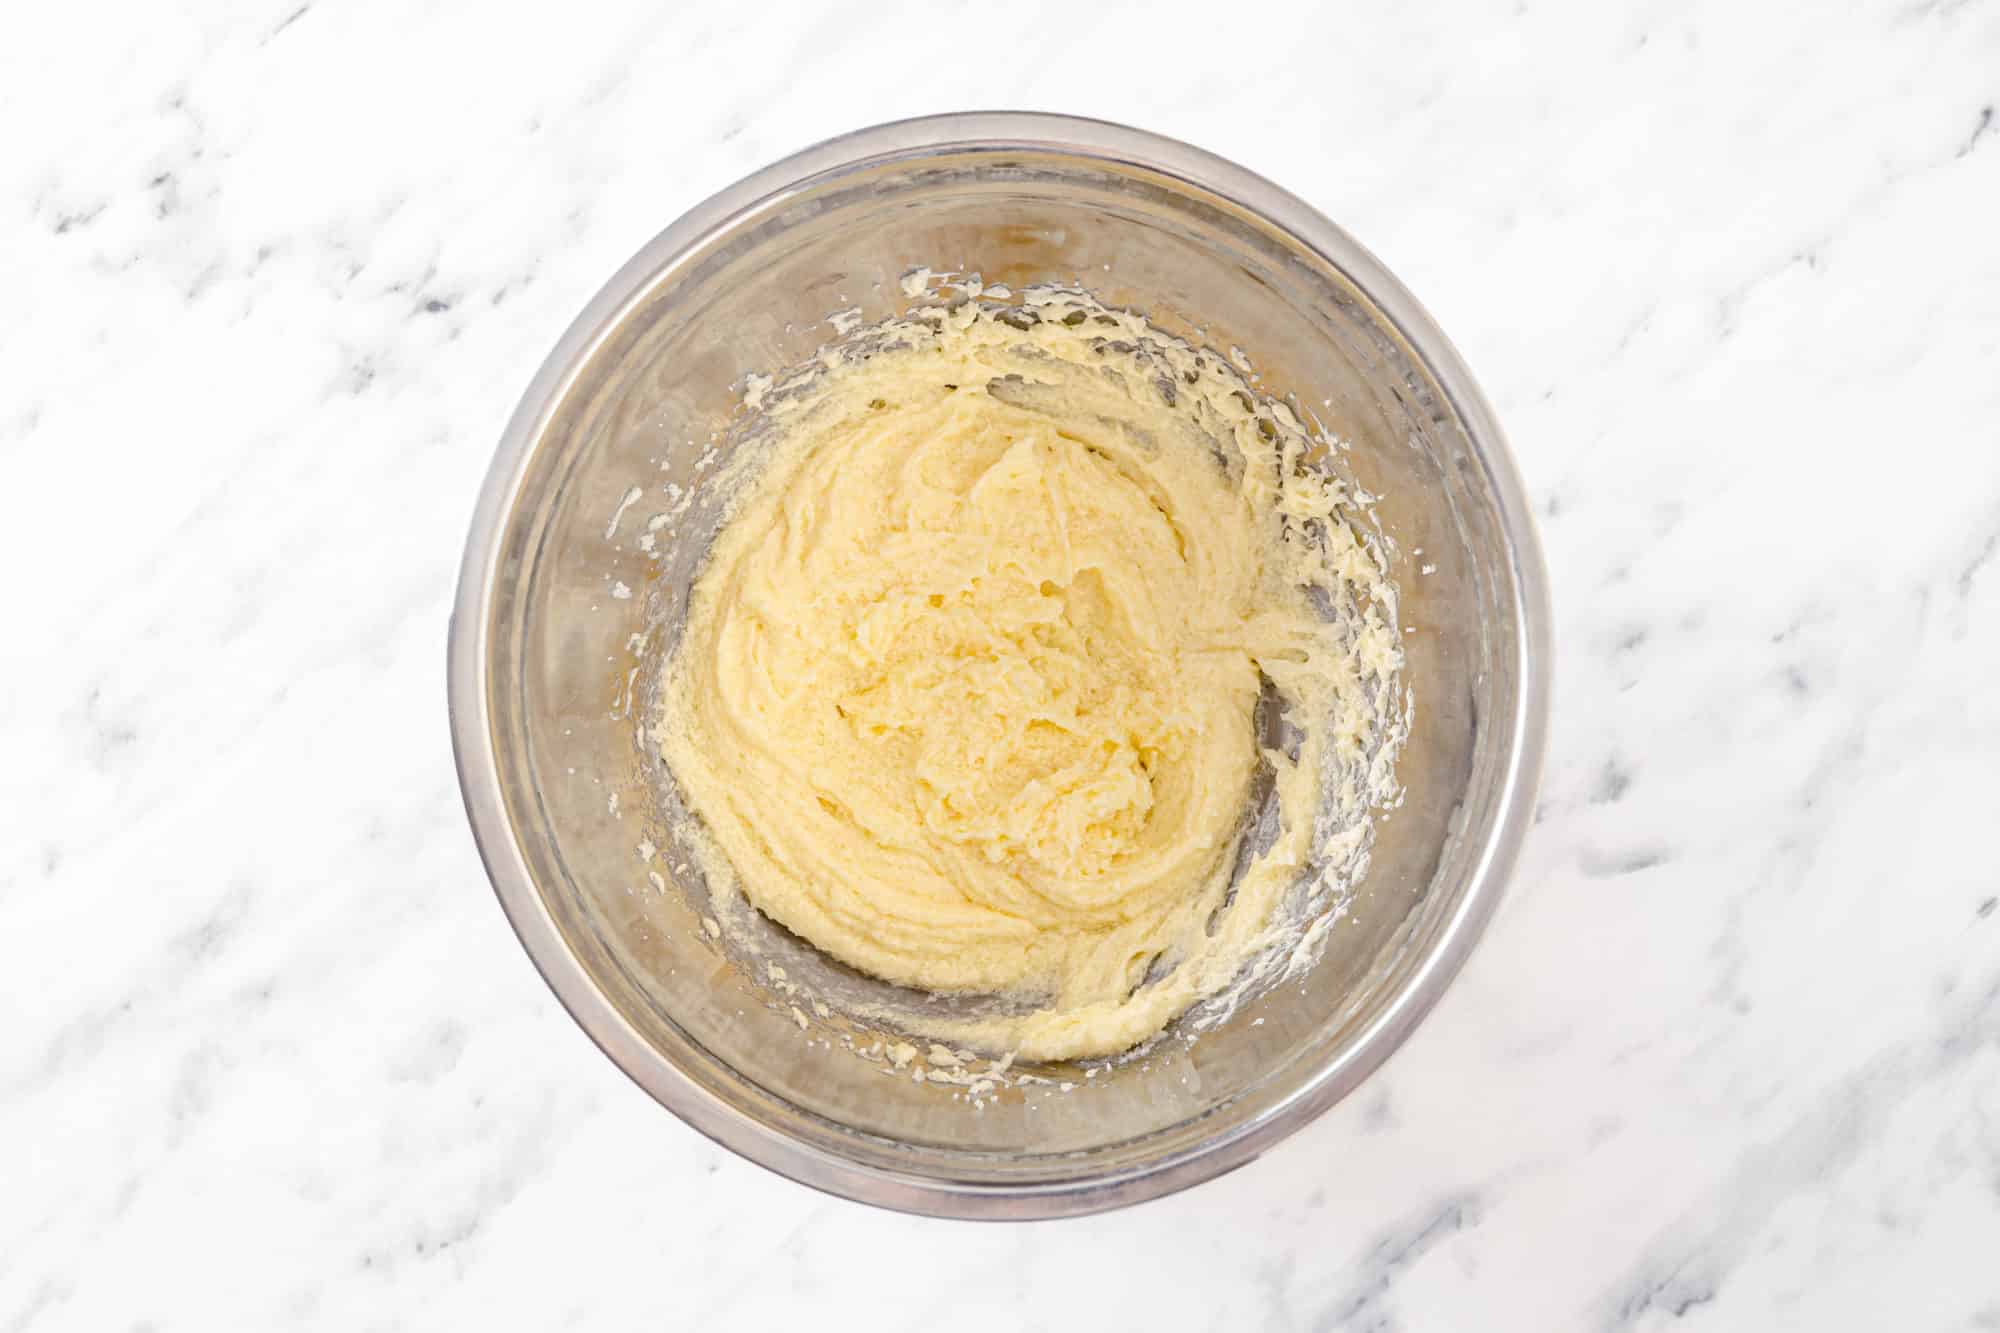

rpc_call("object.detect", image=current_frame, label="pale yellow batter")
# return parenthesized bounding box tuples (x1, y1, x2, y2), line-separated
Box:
(657, 289, 1399, 1061)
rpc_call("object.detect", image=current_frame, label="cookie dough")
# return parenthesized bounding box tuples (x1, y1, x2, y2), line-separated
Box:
(657, 290, 1399, 1061)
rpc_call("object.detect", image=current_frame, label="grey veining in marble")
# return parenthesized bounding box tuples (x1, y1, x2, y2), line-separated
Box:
(4, 0, 1998, 1327)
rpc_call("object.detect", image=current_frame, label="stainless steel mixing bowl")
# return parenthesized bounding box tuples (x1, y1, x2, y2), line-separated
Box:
(449, 112, 1550, 1218)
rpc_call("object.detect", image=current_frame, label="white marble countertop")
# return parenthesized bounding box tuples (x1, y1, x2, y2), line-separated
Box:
(7, 1, 1999, 1327)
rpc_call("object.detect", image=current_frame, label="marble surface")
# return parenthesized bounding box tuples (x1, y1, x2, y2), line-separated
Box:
(6, 0, 1999, 1326)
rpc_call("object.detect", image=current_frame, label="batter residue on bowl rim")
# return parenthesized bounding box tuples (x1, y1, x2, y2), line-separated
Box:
(654, 284, 1404, 1062)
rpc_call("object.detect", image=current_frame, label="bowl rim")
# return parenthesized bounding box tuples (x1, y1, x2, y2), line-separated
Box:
(447, 110, 1552, 1220)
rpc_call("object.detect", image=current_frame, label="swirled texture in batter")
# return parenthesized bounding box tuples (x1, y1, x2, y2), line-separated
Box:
(658, 291, 1399, 1060)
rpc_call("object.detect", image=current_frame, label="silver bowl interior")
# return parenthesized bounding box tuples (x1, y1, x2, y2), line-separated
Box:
(450, 114, 1548, 1218)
